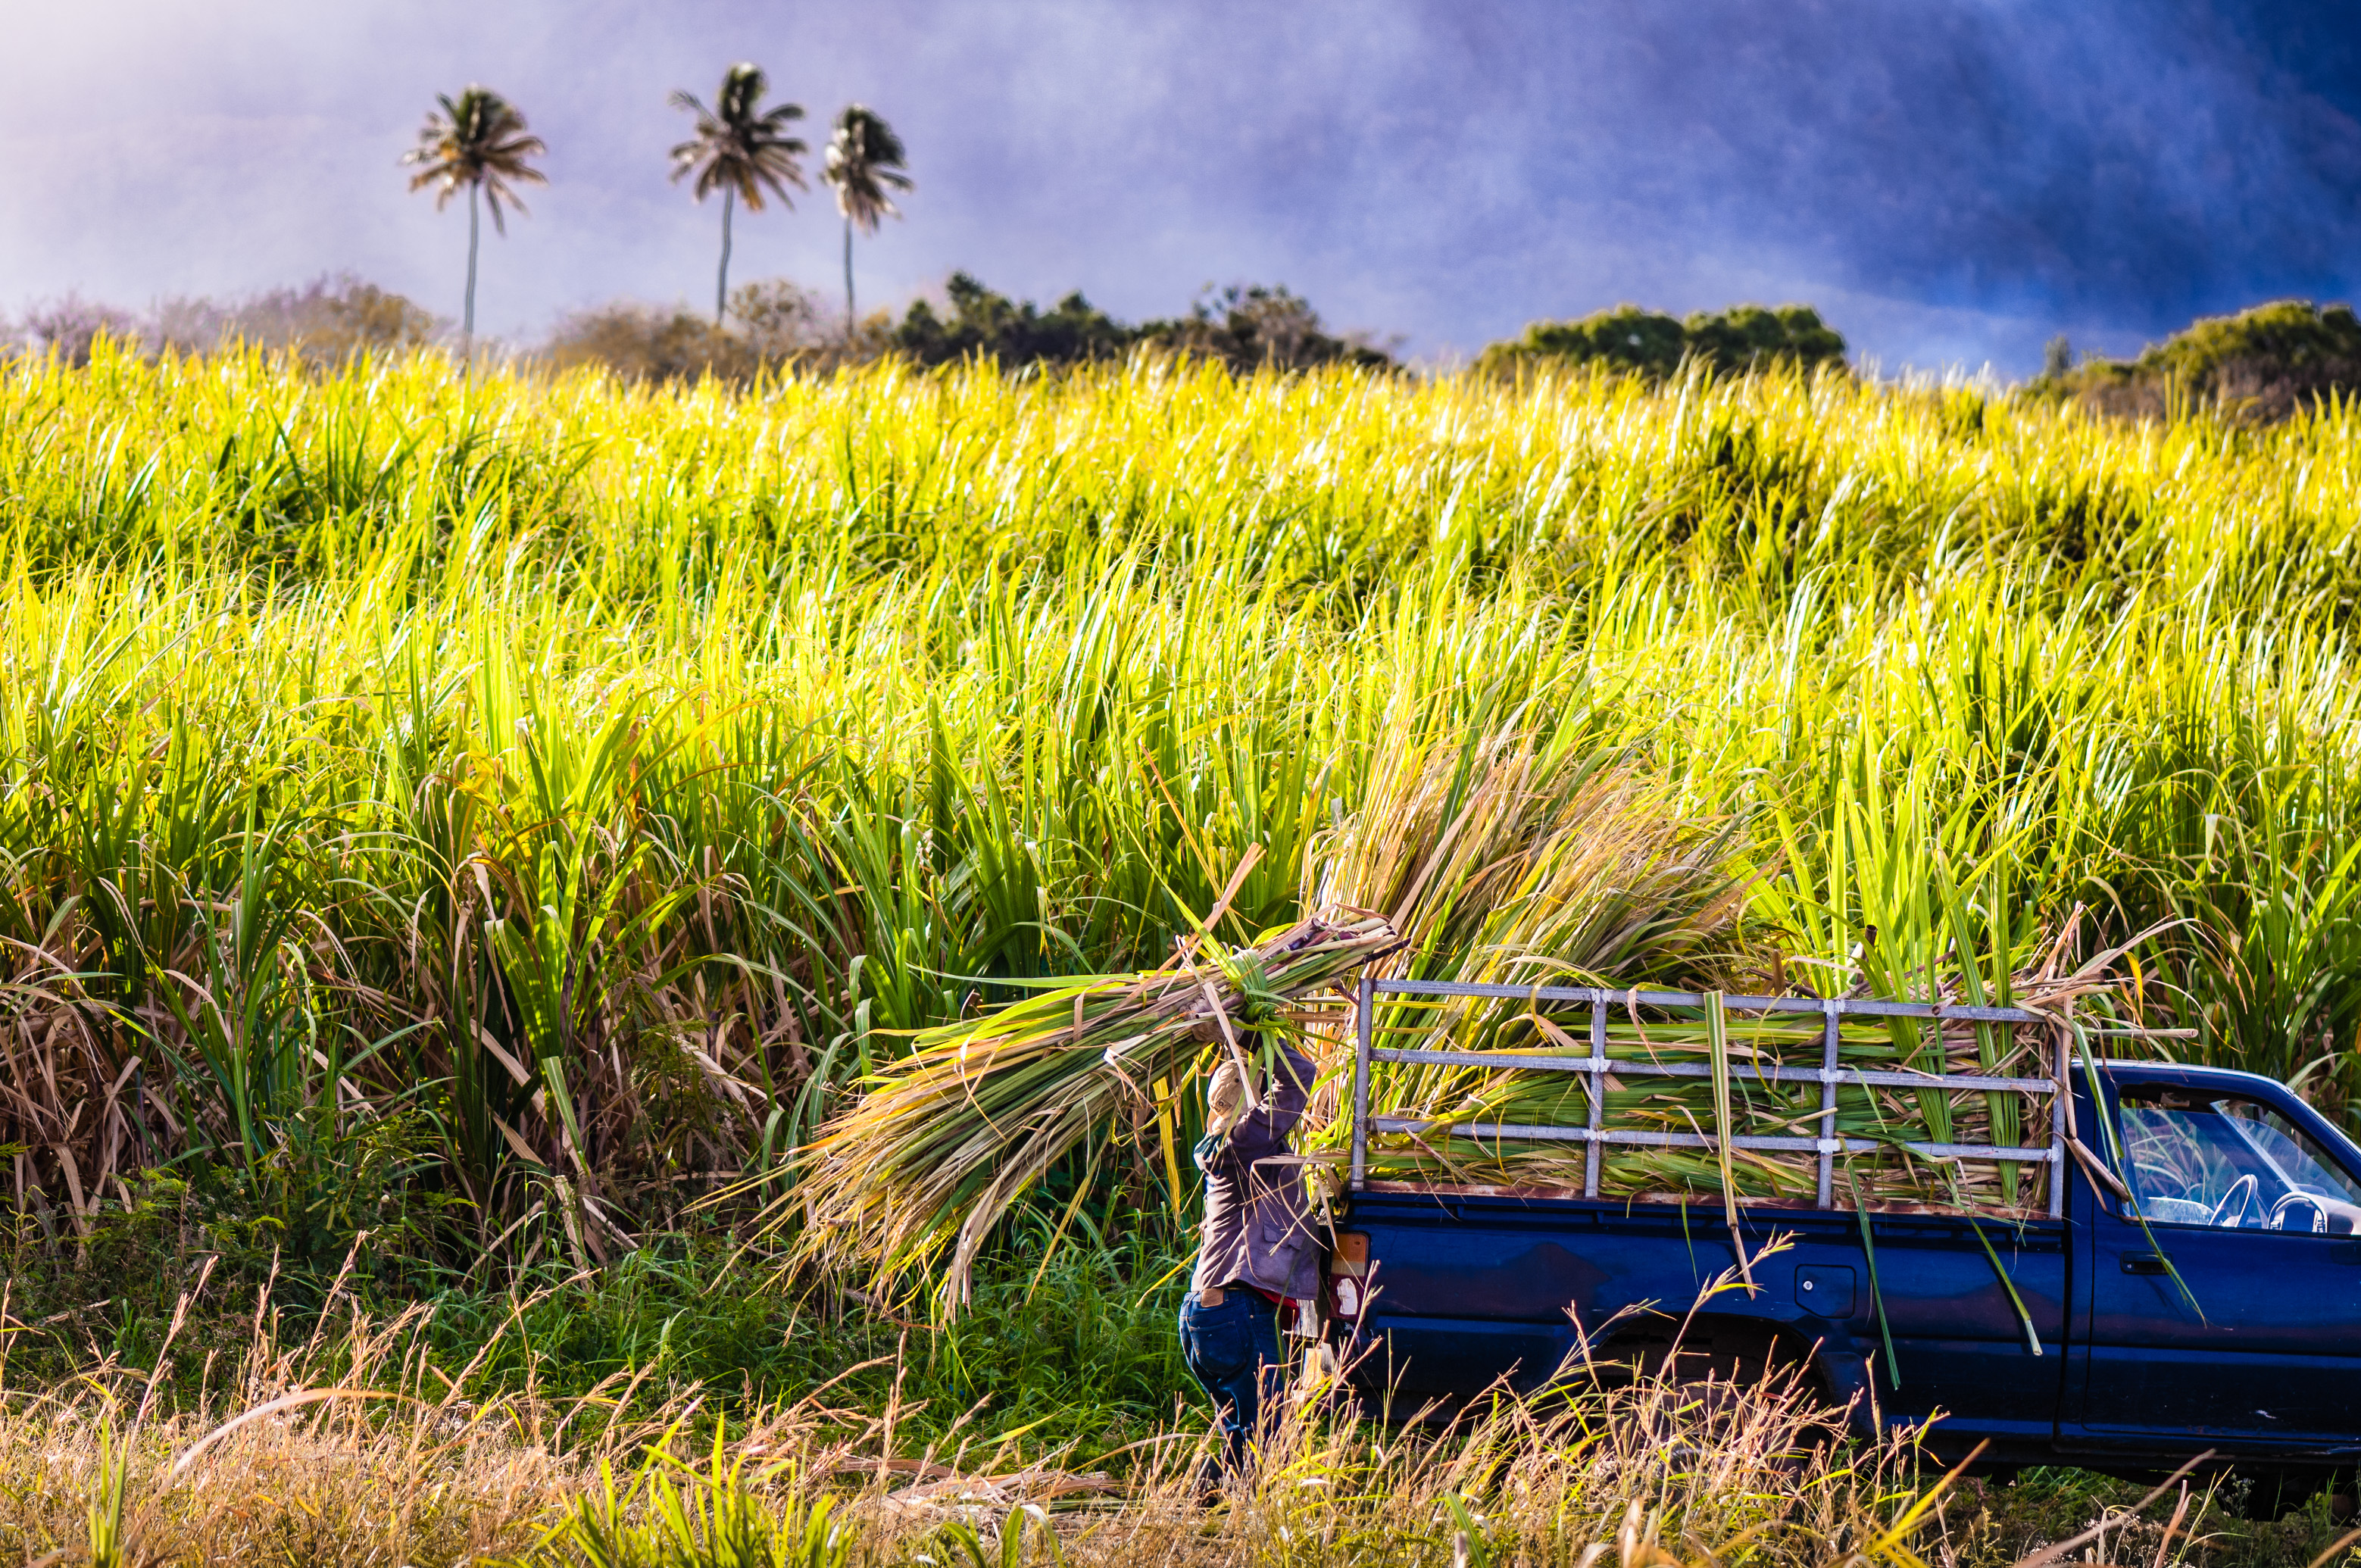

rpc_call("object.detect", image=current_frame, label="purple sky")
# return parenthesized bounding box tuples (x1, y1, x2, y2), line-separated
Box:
(5, 0, 2359, 374)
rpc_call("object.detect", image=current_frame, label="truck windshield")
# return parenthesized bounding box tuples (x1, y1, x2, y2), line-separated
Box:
(2116, 1089, 2361, 1232)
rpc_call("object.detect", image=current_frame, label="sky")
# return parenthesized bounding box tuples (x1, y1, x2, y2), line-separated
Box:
(4, 0, 2359, 376)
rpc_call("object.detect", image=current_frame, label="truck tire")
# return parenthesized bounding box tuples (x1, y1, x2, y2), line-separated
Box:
(1597, 1317, 1841, 1463)
(2236, 1469, 2325, 1523)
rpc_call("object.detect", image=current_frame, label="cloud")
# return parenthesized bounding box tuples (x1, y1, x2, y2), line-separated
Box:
(2, 0, 2355, 375)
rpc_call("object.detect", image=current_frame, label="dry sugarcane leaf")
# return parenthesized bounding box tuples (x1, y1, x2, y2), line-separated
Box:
(787, 909, 1398, 1308)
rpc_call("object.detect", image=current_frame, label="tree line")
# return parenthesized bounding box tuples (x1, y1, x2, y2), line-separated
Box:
(5, 270, 1395, 381)
(0, 286, 1854, 386)
(1475, 303, 1847, 381)
(544, 273, 1394, 382)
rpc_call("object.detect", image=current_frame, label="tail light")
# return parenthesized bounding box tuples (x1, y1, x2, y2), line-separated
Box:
(1328, 1231, 1370, 1319)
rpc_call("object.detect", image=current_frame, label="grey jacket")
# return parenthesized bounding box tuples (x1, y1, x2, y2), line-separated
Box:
(1188, 1041, 1321, 1301)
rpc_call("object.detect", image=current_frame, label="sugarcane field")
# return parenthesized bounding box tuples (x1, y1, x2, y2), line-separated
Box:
(4, 336, 2360, 1568)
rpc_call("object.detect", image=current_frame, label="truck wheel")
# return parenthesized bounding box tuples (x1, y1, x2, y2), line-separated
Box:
(2236, 1470, 2324, 1523)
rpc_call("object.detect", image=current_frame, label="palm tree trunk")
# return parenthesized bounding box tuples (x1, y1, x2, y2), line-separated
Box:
(717, 188, 735, 326)
(464, 182, 481, 351)
(843, 217, 856, 341)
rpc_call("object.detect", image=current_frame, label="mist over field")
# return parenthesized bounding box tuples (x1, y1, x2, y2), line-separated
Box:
(3, 0, 2357, 372)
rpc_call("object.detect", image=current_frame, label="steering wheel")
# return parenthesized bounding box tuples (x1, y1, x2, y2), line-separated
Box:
(2272, 1190, 2330, 1233)
(2210, 1173, 2260, 1228)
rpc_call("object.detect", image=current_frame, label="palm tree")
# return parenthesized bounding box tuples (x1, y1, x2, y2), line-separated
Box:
(401, 87, 548, 348)
(822, 105, 912, 337)
(670, 64, 807, 326)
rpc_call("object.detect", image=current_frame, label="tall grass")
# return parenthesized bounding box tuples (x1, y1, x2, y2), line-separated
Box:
(4, 340, 2360, 1270)
(0, 1254, 2047, 1568)
(8, 1253, 2353, 1566)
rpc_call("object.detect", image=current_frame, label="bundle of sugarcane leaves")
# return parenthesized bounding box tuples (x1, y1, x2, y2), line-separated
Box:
(791, 909, 1396, 1308)
(1355, 923, 2153, 1217)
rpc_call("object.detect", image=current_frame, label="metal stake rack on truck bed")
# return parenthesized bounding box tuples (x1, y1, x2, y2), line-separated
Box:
(1348, 977, 2068, 1216)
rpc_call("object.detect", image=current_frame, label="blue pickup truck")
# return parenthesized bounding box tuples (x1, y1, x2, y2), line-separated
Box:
(1322, 979, 2361, 1516)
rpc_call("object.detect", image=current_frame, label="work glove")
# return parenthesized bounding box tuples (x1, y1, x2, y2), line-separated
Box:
(1206, 1059, 1246, 1135)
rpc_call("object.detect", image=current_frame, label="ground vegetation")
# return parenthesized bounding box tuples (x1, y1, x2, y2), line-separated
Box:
(1, 345, 2358, 1560)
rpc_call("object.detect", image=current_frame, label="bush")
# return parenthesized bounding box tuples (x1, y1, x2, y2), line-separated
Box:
(545, 301, 757, 383)
(544, 280, 860, 383)
(728, 277, 834, 361)
(1138, 283, 1394, 372)
(889, 273, 1135, 367)
(2046, 299, 2361, 423)
(1476, 302, 1847, 381)
(19, 295, 144, 366)
(888, 274, 1392, 372)
(151, 276, 439, 363)
(18, 276, 437, 368)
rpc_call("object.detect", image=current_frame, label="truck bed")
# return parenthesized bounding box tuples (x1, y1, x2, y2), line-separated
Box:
(1330, 1186, 2069, 1457)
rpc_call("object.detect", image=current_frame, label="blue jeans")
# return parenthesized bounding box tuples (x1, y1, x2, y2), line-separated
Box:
(1177, 1287, 1284, 1473)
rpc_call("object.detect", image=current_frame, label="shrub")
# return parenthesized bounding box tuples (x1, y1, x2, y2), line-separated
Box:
(545, 301, 760, 383)
(2047, 298, 2361, 423)
(545, 280, 871, 383)
(888, 274, 1392, 372)
(151, 276, 439, 363)
(1138, 283, 1394, 372)
(890, 272, 1135, 367)
(1476, 302, 1847, 381)
(728, 277, 833, 361)
(18, 277, 437, 368)
(18, 295, 144, 366)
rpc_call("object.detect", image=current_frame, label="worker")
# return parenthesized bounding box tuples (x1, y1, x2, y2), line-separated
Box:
(1176, 1032, 1319, 1487)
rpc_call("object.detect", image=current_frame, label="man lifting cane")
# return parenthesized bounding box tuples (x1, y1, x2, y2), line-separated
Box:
(1176, 1032, 1319, 1490)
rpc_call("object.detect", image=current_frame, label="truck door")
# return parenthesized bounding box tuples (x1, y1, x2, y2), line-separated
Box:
(2072, 1079, 2361, 1449)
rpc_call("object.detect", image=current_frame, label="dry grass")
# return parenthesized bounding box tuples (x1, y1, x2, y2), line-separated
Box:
(0, 1276, 1972, 1568)
(0, 1305, 580, 1565)
(7, 1260, 2347, 1567)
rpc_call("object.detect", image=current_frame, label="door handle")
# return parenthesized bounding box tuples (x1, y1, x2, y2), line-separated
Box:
(2122, 1253, 2169, 1275)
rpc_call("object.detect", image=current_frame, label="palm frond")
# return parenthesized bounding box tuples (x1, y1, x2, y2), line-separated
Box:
(398, 85, 547, 224)
(823, 105, 913, 232)
(669, 62, 808, 211)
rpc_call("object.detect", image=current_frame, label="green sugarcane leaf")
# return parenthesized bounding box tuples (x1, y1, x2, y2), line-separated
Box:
(1965, 1216, 2043, 1356)
(1849, 1168, 1903, 1391)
